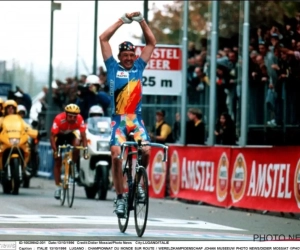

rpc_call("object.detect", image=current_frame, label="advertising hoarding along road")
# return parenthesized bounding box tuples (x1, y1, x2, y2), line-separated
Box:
(148, 145, 300, 213)
(135, 45, 182, 96)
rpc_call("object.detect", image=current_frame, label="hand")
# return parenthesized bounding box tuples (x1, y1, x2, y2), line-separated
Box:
(261, 77, 268, 82)
(269, 83, 274, 89)
(271, 64, 280, 70)
(120, 13, 133, 24)
(257, 28, 261, 36)
(280, 74, 287, 78)
(130, 11, 144, 23)
(53, 150, 59, 159)
(83, 148, 89, 160)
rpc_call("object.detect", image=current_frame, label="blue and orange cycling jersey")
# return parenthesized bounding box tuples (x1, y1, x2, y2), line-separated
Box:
(104, 56, 147, 115)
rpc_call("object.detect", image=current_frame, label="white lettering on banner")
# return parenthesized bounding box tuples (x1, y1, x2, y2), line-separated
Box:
(181, 157, 215, 192)
(146, 59, 170, 70)
(135, 47, 180, 60)
(152, 48, 180, 59)
(247, 161, 292, 198)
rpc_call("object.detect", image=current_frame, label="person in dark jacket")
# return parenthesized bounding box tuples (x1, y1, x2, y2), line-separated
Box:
(76, 74, 111, 120)
(214, 112, 236, 145)
(185, 108, 205, 145)
(12, 88, 32, 119)
(172, 112, 181, 143)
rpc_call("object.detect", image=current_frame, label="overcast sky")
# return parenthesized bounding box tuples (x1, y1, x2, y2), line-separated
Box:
(0, 1, 170, 83)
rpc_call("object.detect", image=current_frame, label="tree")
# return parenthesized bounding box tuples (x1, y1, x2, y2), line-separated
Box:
(147, 0, 300, 48)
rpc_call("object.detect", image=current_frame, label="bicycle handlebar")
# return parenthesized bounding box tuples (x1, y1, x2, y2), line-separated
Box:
(57, 144, 87, 158)
(118, 141, 168, 162)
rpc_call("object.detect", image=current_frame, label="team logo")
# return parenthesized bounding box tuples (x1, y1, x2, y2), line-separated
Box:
(116, 71, 129, 78)
(151, 150, 166, 194)
(169, 150, 180, 195)
(294, 159, 300, 209)
(216, 152, 229, 202)
(230, 153, 247, 203)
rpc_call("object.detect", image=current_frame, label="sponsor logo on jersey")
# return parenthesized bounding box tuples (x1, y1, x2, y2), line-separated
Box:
(116, 71, 129, 78)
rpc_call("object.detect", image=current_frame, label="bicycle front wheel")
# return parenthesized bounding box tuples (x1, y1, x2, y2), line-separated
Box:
(67, 161, 76, 208)
(118, 192, 130, 232)
(134, 166, 149, 237)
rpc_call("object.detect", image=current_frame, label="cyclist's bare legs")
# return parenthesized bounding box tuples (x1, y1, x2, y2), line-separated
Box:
(72, 137, 81, 170)
(141, 144, 150, 168)
(111, 146, 123, 196)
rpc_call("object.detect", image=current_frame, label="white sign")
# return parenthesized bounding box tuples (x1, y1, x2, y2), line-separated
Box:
(135, 44, 182, 96)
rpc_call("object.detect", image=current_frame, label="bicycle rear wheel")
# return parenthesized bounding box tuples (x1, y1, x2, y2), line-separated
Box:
(134, 166, 149, 237)
(67, 161, 76, 208)
(60, 164, 66, 206)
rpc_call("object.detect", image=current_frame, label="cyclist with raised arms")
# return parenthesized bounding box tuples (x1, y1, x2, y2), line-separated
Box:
(50, 103, 89, 199)
(99, 11, 156, 218)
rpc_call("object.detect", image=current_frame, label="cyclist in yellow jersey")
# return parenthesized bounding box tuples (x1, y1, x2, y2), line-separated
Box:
(99, 11, 156, 218)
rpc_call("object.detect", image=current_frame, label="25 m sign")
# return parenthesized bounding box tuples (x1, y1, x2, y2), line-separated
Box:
(142, 76, 172, 88)
(135, 44, 182, 96)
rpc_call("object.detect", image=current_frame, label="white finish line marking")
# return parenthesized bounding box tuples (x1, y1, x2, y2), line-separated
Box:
(0, 214, 245, 231)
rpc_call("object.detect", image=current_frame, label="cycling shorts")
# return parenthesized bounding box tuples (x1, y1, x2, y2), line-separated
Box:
(110, 114, 149, 146)
(55, 132, 79, 148)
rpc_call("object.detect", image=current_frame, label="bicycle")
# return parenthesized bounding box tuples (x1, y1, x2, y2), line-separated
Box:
(117, 136, 168, 237)
(57, 144, 88, 208)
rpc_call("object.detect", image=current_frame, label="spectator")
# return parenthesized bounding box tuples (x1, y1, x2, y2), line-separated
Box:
(150, 110, 174, 144)
(186, 108, 205, 145)
(215, 112, 236, 145)
(13, 88, 32, 119)
(216, 64, 229, 116)
(172, 112, 180, 143)
(76, 74, 111, 120)
(79, 75, 87, 85)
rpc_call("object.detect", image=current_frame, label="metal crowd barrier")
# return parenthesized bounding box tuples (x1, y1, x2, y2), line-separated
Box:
(37, 141, 54, 179)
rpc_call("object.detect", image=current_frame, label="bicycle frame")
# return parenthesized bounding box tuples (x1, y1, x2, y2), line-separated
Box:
(119, 140, 168, 209)
(58, 145, 85, 187)
(57, 144, 87, 207)
(117, 139, 168, 236)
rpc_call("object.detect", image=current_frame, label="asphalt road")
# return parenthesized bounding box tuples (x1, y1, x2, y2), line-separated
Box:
(0, 177, 299, 241)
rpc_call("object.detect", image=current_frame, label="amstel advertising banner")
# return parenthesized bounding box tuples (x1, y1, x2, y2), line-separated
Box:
(148, 147, 168, 198)
(229, 147, 300, 212)
(164, 145, 300, 213)
(167, 145, 232, 208)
